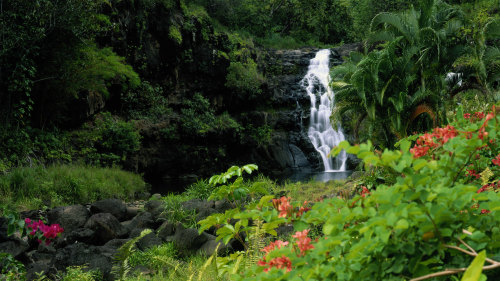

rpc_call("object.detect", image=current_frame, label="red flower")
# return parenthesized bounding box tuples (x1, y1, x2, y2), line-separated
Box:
(293, 229, 314, 256)
(410, 145, 430, 158)
(492, 154, 500, 166)
(262, 240, 289, 254)
(464, 113, 471, 119)
(481, 209, 491, 214)
(258, 256, 292, 272)
(474, 112, 485, 119)
(273, 196, 293, 218)
(360, 186, 370, 198)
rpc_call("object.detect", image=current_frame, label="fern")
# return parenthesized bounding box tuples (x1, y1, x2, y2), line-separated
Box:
(245, 219, 266, 269)
(112, 229, 152, 280)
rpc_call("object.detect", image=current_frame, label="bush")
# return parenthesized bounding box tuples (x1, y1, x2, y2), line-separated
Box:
(225, 60, 264, 99)
(200, 106, 500, 280)
(184, 179, 212, 200)
(160, 194, 197, 228)
(71, 112, 141, 166)
(129, 243, 178, 272)
(0, 164, 146, 211)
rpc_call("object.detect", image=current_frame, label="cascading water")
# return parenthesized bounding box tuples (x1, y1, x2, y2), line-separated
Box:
(301, 49, 347, 172)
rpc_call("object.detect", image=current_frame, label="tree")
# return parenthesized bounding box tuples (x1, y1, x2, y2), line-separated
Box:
(331, 0, 467, 147)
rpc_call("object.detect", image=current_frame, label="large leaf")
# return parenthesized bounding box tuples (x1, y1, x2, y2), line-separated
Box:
(461, 251, 486, 281)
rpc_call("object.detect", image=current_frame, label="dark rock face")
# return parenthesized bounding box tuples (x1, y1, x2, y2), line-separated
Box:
(84, 213, 127, 244)
(90, 199, 128, 221)
(54, 243, 114, 280)
(47, 205, 90, 233)
(171, 224, 210, 254)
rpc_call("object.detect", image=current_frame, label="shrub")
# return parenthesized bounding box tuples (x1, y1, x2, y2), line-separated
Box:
(71, 112, 141, 166)
(129, 243, 178, 272)
(160, 194, 197, 228)
(225, 60, 264, 99)
(184, 179, 212, 200)
(201, 106, 500, 280)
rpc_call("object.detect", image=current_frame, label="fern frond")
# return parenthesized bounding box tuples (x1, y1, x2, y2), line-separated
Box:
(112, 229, 152, 280)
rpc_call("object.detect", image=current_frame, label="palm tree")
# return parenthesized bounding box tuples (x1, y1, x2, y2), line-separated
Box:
(331, 0, 465, 147)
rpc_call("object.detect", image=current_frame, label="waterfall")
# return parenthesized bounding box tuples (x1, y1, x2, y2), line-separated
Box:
(301, 49, 347, 172)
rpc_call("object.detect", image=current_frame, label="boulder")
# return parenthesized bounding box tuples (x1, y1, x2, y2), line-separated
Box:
(64, 228, 96, 245)
(0, 239, 29, 258)
(130, 212, 155, 229)
(47, 205, 89, 233)
(84, 213, 127, 245)
(197, 239, 233, 257)
(54, 243, 113, 280)
(181, 199, 214, 213)
(156, 221, 175, 241)
(136, 232, 163, 251)
(90, 199, 128, 221)
(171, 224, 211, 254)
(144, 200, 165, 219)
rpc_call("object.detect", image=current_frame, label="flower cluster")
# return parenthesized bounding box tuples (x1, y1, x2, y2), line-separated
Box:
(493, 154, 500, 166)
(466, 169, 481, 179)
(410, 125, 458, 158)
(477, 182, 500, 193)
(272, 196, 293, 218)
(25, 218, 64, 245)
(272, 196, 310, 218)
(292, 229, 315, 256)
(258, 256, 292, 272)
(261, 240, 289, 254)
(360, 186, 370, 198)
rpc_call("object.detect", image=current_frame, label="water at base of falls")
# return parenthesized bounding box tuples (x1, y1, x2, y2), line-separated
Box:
(301, 49, 347, 171)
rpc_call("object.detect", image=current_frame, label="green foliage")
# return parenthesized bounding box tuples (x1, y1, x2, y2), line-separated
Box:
(113, 229, 153, 280)
(0, 253, 26, 281)
(71, 112, 142, 166)
(65, 44, 140, 99)
(129, 243, 178, 272)
(121, 81, 169, 121)
(221, 106, 500, 280)
(332, 0, 468, 147)
(184, 179, 212, 200)
(60, 266, 102, 281)
(160, 194, 197, 228)
(225, 60, 264, 98)
(169, 25, 183, 45)
(0, 164, 145, 211)
(208, 164, 269, 204)
(180, 94, 241, 137)
(244, 125, 273, 147)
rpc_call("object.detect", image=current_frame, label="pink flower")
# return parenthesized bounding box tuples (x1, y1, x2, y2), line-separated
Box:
(259, 256, 292, 272)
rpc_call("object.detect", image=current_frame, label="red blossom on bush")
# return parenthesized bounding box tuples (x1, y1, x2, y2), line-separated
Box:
(466, 169, 481, 180)
(272, 196, 293, 218)
(258, 256, 292, 272)
(261, 240, 289, 254)
(25, 218, 64, 245)
(464, 113, 471, 119)
(296, 201, 311, 217)
(293, 229, 314, 256)
(360, 186, 370, 198)
(474, 112, 485, 119)
(481, 209, 491, 214)
(492, 154, 500, 166)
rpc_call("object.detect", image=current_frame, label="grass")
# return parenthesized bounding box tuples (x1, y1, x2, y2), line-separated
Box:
(272, 178, 356, 203)
(0, 164, 146, 212)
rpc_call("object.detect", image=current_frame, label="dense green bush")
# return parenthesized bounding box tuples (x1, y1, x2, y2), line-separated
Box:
(71, 112, 142, 166)
(199, 106, 500, 280)
(0, 164, 146, 211)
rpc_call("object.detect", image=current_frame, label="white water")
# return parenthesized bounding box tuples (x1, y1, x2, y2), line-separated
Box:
(301, 49, 347, 172)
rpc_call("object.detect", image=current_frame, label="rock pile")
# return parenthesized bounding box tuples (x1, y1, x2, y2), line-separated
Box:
(0, 197, 234, 280)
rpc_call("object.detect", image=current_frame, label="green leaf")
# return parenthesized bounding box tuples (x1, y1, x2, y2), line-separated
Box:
(461, 250, 486, 281)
